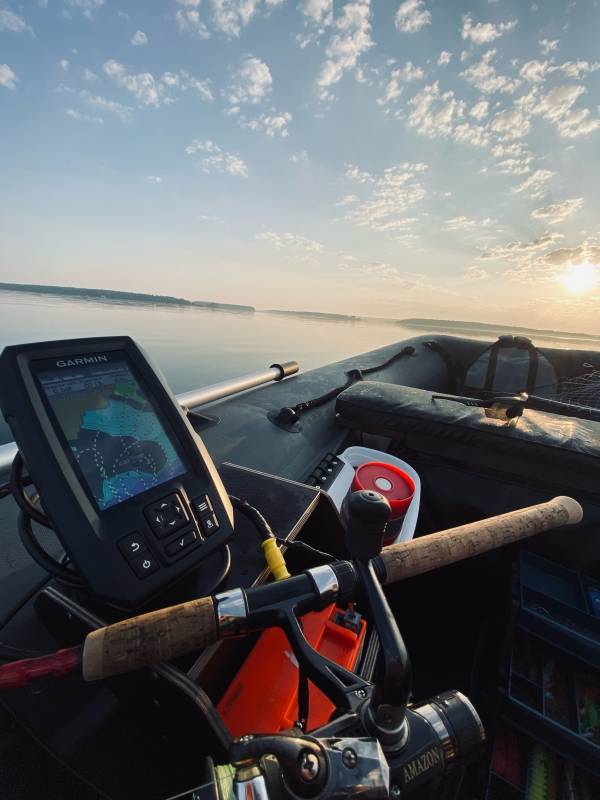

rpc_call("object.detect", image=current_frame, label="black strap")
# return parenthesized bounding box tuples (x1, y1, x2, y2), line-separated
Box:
(274, 345, 415, 425)
(422, 340, 466, 393)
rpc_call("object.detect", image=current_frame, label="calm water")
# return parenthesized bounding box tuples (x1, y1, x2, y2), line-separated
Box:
(1, 289, 599, 445)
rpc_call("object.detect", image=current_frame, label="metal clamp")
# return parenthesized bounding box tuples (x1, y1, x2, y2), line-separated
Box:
(307, 564, 340, 603)
(215, 587, 248, 637)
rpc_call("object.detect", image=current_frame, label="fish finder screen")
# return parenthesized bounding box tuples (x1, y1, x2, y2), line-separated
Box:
(36, 356, 186, 511)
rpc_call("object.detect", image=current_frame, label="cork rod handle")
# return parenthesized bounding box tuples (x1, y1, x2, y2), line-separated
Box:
(82, 596, 217, 681)
(379, 495, 582, 586)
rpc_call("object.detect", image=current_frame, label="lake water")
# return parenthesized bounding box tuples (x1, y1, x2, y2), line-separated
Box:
(1, 289, 599, 446)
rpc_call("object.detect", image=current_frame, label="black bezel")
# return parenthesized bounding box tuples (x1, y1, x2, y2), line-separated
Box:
(30, 350, 189, 514)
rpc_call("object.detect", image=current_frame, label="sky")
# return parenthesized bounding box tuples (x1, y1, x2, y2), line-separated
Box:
(1, 0, 600, 332)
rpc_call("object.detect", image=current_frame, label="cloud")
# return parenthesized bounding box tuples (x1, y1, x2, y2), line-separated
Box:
(290, 150, 309, 163)
(407, 82, 466, 139)
(0, 8, 33, 34)
(210, 0, 284, 38)
(461, 14, 517, 45)
(256, 231, 324, 253)
(0, 63, 18, 90)
(463, 265, 489, 280)
(531, 197, 584, 225)
(226, 56, 272, 107)
(336, 194, 359, 206)
(83, 68, 97, 81)
(437, 51, 452, 67)
(512, 169, 555, 198)
(298, 0, 333, 44)
(539, 38, 558, 55)
(540, 239, 600, 269)
(241, 110, 292, 136)
(469, 100, 489, 120)
(65, 107, 103, 124)
(146, 175, 162, 183)
(341, 260, 419, 286)
(490, 106, 531, 139)
(460, 49, 521, 94)
(175, 8, 210, 38)
(377, 61, 424, 108)
(103, 60, 167, 106)
(395, 0, 431, 34)
(65, 0, 104, 20)
(317, 1, 373, 100)
(532, 84, 600, 138)
(520, 59, 549, 83)
(445, 215, 493, 231)
(131, 30, 148, 46)
(519, 59, 600, 84)
(185, 139, 248, 177)
(60, 59, 70, 71)
(81, 90, 133, 121)
(343, 161, 427, 237)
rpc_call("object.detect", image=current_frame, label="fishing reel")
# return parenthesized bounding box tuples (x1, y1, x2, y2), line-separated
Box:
(219, 490, 486, 800)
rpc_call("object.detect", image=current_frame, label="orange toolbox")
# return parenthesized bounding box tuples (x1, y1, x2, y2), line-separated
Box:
(217, 604, 367, 735)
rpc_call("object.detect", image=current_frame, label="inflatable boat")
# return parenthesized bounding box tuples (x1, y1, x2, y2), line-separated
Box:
(0, 332, 599, 800)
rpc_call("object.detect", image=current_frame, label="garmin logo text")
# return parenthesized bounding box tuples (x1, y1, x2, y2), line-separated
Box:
(56, 355, 109, 368)
(402, 747, 442, 784)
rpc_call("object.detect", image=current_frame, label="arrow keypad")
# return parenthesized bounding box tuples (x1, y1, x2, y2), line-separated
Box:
(144, 493, 190, 539)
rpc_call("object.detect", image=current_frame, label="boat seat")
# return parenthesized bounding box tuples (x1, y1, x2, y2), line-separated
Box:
(335, 381, 600, 498)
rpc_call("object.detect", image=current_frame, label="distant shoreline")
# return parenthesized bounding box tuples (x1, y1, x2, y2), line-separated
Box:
(1, 281, 599, 342)
(0, 282, 255, 313)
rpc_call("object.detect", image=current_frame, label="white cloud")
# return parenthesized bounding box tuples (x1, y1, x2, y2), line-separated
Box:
(407, 82, 466, 139)
(131, 30, 148, 46)
(83, 68, 97, 81)
(176, 0, 201, 5)
(512, 169, 555, 198)
(539, 38, 558, 55)
(81, 90, 133, 121)
(532, 84, 600, 137)
(146, 175, 162, 183)
(226, 56, 272, 106)
(377, 61, 424, 107)
(185, 139, 248, 177)
(256, 231, 324, 252)
(300, 0, 333, 29)
(0, 8, 33, 34)
(469, 100, 489, 120)
(0, 63, 18, 90)
(445, 215, 493, 231)
(395, 0, 431, 34)
(461, 14, 517, 45)
(460, 49, 521, 94)
(103, 60, 164, 106)
(437, 51, 452, 67)
(178, 71, 214, 101)
(520, 59, 549, 83)
(490, 106, 531, 139)
(531, 197, 584, 225)
(519, 59, 600, 84)
(343, 162, 427, 237)
(242, 110, 292, 136)
(463, 265, 489, 280)
(175, 8, 210, 38)
(210, 0, 284, 38)
(317, 1, 373, 100)
(60, 59, 70, 71)
(336, 194, 359, 206)
(65, 0, 104, 20)
(290, 150, 309, 164)
(65, 107, 103, 124)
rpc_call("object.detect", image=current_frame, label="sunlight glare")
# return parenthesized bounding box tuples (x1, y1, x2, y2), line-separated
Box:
(560, 261, 599, 294)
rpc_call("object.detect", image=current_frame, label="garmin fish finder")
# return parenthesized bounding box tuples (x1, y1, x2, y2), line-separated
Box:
(0, 336, 234, 607)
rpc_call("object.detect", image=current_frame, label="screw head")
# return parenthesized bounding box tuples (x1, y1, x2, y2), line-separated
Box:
(298, 751, 320, 782)
(342, 748, 357, 769)
(390, 785, 401, 799)
(355, 688, 367, 698)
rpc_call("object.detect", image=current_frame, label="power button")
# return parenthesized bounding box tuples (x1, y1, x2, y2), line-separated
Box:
(129, 553, 160, 579)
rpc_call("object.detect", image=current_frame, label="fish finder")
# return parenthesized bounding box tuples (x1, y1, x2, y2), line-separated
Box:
(0, 336, 234, 607)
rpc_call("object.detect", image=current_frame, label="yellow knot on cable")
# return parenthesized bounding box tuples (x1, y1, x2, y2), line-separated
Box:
(262, 538, 291, 581)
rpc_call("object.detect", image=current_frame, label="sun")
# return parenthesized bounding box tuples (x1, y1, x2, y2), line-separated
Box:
(560, 261, 599, 294)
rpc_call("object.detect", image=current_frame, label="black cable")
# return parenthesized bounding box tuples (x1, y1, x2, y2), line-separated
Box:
(17, 510, 86, 588)
(229, 495, 275, 542)
(10, 452, 51, 527)
(275, 537, 334, 564)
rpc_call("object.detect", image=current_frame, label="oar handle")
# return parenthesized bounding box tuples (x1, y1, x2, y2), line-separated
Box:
(378, 495, 582, 585)
(82, 596, 216, 681)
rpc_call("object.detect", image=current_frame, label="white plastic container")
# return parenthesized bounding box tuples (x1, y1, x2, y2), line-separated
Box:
(325, 446, 421, 544)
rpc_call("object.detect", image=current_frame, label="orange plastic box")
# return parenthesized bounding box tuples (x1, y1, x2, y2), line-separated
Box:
(217, 604, 367, 735)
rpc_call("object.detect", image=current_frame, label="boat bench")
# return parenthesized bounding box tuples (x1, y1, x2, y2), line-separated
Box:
(335, 381, 600, 498)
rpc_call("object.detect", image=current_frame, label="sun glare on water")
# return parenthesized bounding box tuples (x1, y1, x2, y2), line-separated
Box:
(560, 261, 599, 294)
